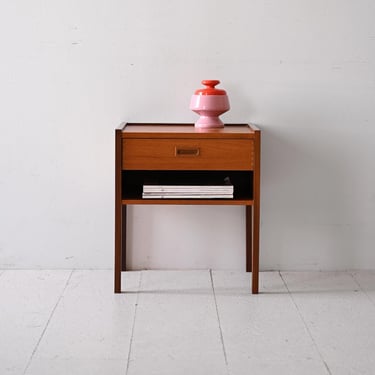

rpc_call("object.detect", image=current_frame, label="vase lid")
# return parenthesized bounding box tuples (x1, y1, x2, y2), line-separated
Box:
(194, 80, 227, 95)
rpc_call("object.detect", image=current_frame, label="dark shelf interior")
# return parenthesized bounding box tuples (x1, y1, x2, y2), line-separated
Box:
(122, 170, 253, 200)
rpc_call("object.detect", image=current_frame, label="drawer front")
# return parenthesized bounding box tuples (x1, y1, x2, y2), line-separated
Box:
(122, 138, 254, 170)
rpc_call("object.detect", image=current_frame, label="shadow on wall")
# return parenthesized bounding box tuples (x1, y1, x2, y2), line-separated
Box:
(260, 124, 360, 270)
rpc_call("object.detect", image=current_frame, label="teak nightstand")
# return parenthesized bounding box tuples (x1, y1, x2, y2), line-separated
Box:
(115, 123, 261, 293)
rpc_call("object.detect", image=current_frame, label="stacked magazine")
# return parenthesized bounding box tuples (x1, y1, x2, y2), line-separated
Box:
(142, 177, 234, 199)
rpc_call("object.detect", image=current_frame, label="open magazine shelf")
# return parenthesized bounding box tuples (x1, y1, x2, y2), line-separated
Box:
(122, 170, 253, 204)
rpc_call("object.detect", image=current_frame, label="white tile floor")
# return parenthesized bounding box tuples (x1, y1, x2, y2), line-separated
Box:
(1, 270, 375, 375)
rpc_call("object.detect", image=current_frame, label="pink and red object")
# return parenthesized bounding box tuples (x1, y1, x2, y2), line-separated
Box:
(190, 80, 230, 129)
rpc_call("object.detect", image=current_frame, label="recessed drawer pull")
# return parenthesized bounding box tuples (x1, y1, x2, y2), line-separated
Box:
(175, 147, 200, 156)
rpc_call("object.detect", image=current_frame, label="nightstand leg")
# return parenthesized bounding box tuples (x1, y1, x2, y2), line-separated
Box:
(115, 205, 127, 293)
(252, 201, 260, 294)
(246, 206, 252, 272)
(122, 205, 127, 271)
(114, 204, 122, 293)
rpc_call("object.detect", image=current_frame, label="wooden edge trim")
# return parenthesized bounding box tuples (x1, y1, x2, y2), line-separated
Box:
(121, 122, 253, 129)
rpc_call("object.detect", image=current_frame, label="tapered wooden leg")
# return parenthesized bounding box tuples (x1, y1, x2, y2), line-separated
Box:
(121, 205, 127, 271)
(114, 202, 122, 293)
(246, 206, 252, 272)
(252, 201, 260, 294)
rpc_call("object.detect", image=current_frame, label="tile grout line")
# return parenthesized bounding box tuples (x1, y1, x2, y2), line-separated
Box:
(349, 271, 375, 308)
(23, 269, 75, 375)
(209, 269, 230, 375)
(279, 271, 332, 375)
(125, 270, 143, 375)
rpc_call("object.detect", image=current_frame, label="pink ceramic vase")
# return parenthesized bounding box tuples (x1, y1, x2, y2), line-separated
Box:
(190, 80, 230, 128)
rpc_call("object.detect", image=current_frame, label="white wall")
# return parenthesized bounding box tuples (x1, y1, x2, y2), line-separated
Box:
(1, 1, 374, 270)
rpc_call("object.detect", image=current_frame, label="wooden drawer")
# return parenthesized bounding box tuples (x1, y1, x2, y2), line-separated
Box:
(122, 138, 254, 170)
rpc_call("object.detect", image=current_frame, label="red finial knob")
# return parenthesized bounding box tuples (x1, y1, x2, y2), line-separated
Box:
(202, 80, 220, 89)
(194, 80, 227, 95)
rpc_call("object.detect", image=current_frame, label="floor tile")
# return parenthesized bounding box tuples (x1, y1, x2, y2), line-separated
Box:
(25, 270, 141, 375)
(212, 271, 329, 375)
(228, 359, 330, 375)
(127, 270, 227, 375)
(0, 270, 72, 375)
(24, 358, 128, 375)
(282, 271, 375, 375)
